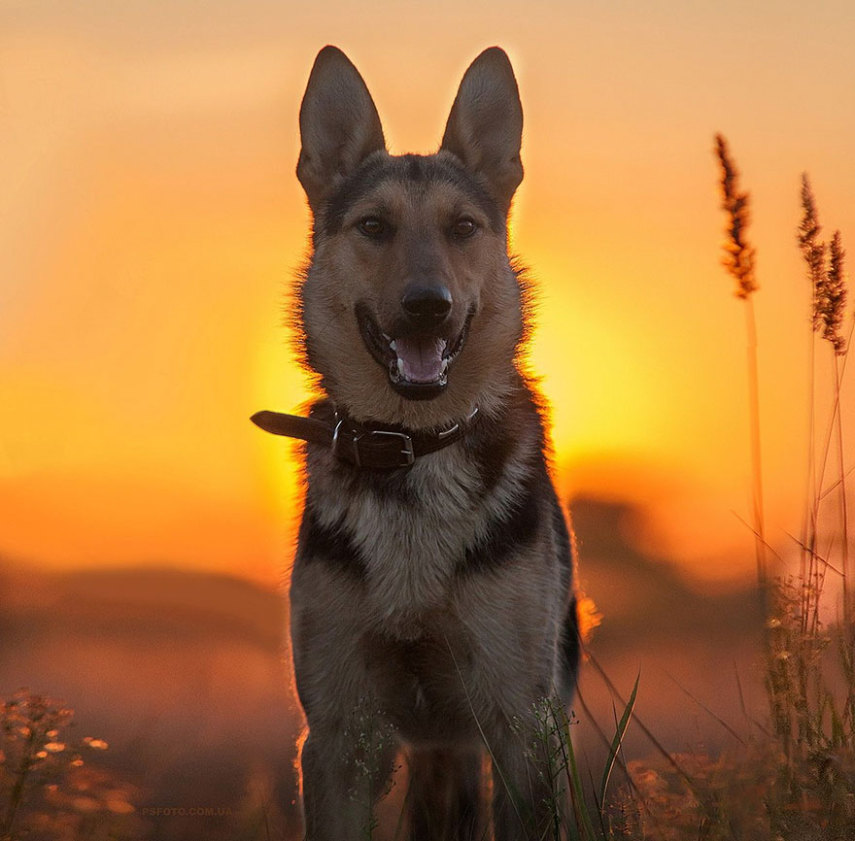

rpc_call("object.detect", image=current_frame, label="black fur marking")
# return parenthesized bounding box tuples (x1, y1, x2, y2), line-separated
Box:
(298, 507, 367, 579)
(464, 382, 546, 494)
(464, 412, 519, 494)
(560, 597, 581, 688)
(459, 471, 545, 576)
(320, 154, 504, 240)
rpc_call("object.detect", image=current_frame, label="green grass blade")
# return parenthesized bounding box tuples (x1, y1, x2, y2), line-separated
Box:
(598, 671, 639, 812)
(557, 706, 599, 841)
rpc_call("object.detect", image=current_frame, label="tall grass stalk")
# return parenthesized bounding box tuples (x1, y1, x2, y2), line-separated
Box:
(828, 230, 850, 624)
(798, 176, 852, 634)
(714, 134, 767, 586)
(779, 173, 853, 767)
(579, 138, 855, 841)
(711, 142, 855, 835)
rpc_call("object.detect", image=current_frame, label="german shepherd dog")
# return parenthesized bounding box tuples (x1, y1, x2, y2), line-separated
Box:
(253, 45, 579, 840)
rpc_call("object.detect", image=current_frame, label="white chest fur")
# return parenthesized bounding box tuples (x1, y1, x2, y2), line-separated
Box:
(312, 449, 489, 631)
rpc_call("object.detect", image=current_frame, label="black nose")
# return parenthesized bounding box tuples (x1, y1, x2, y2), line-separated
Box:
(401, 284, 452, 328)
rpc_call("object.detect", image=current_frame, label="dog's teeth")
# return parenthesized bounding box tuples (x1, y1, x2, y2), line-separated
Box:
(382, 332, 391, 342)
(389, 340, 397, 351)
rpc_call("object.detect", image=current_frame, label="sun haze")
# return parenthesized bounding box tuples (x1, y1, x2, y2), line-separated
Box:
(1, 1, 853, 588)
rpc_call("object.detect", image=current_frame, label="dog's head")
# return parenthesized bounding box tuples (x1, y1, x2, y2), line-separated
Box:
(296, 46, 526, 429)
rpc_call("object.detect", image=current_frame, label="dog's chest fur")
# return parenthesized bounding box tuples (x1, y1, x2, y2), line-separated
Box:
(301, 396, 542, 636)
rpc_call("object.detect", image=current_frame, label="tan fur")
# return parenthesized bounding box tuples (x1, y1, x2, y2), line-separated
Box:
(301, 158, 524, 431)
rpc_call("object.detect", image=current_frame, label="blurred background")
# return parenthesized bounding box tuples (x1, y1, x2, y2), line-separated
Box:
(1, 1, 853, 837)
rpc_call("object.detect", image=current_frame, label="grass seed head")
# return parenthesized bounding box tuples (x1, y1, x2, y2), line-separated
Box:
(824, 231, 848, 354)
(798, 176, 849, 354)
(714, 134, 758, 299)
(799, 174, 829, 333)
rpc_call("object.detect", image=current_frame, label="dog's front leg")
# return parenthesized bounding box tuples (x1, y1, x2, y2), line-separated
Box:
(300, 725, 398, 841)
(489, 714, 562, 841)
(291, 560, 399, 840)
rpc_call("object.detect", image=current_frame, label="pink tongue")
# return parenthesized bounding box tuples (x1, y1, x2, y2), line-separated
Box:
(395, 336, 445, 382)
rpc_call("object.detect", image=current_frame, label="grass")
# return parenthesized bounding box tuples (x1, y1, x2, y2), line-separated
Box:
(592, 136, 855, 841)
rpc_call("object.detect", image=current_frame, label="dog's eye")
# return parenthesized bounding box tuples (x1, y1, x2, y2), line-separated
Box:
(358, 217, 387, 239)
(451, 218, 477, 239)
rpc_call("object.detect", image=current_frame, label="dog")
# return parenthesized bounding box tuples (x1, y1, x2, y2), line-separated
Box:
(252, 45, 579, 841)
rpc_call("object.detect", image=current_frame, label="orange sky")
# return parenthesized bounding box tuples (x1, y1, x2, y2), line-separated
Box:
(1, 1, 854, 589)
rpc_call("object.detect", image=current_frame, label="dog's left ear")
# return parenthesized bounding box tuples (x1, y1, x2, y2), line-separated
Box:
(441, 47, 523, 215)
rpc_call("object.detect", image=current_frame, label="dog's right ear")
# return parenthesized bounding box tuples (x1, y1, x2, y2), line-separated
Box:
(297, 46, 386, 213)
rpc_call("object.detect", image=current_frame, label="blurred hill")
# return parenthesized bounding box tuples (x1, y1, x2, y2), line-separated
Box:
(0, 496, 766, 839)
(571, 496, 764, 641)
(0, 564, 302, 839)
(570, 497, 766, 774)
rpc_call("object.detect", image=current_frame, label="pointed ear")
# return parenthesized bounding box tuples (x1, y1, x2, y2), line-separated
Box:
(440, 47, 523, 214)
(297, 46, 386, 212)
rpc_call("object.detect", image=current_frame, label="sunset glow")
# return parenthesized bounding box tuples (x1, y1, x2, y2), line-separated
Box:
(2, 1, 854, 589)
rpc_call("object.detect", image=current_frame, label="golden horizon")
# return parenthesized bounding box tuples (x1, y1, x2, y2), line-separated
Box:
(2, 3, 853, 589)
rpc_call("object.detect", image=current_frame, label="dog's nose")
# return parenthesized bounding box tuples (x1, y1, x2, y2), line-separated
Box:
(401, 284, 452, 328)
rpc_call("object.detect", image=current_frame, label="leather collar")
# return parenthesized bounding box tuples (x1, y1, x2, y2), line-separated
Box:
(250, 406, 479, 470)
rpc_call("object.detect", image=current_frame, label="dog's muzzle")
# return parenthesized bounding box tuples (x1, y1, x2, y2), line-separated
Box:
(356, 301, 474, 401)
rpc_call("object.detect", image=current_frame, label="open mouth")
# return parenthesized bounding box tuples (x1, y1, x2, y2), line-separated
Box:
(355, 303, 473, 400)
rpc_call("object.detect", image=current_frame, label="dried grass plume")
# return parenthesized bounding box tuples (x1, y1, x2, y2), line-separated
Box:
(715, 134, 757, 299)
(798, 174, 848, 355)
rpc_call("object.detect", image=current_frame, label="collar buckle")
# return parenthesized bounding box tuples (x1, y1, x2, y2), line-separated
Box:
(332, 421, 416, 469)
(360, 429, 416, 468)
